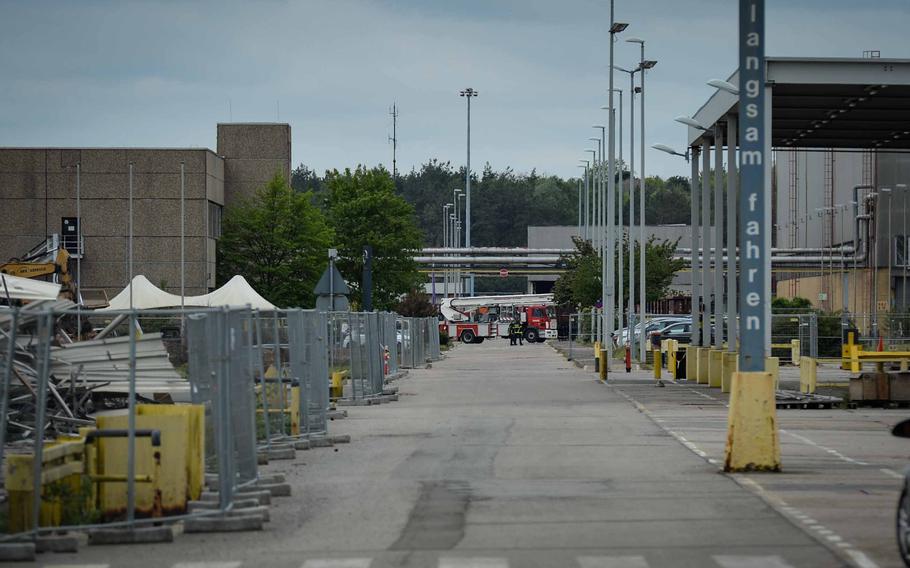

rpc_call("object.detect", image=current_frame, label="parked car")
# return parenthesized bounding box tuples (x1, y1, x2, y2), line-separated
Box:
(892, 419, 910, 566)
(613, 316, 690, 347)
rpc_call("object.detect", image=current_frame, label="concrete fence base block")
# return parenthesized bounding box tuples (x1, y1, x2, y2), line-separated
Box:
(383, 386, 399, 395)
(36, 534, 79, 553)
(257, 453, 269, 465)
(336, 399, 371, 407)
(0, 543, 36, 561)
(188, 498, 261, 512)
(330, 434, 352, 444)
(379, 394, 399, 403)
(724, 371, 781, 473)
(266, 447, 296, 460)
(230, 505, 270, 522)
(183, 514, 263, 534)
(201, 489, 271, 506)
(88, 526, 174, 545)
(327, 410, 347, 420)
(257, 482, 292, 497)
(309, 437, 334, 448)
(257, 473, 286, 484)
(294, 439, 311, 450)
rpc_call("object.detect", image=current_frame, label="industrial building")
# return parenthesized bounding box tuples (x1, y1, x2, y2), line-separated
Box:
(0, 123, 291, 300)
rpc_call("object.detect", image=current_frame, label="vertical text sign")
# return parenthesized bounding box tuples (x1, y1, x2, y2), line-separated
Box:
(738, 0, 766, 371)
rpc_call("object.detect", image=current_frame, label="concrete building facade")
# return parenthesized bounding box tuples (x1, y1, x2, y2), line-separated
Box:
(0, 123, 291, 300)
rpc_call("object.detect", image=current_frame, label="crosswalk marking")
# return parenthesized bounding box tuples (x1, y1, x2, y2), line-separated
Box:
(173, 564, 242, 568)
(713, 556, 795, 568)
(438, 559, 509, 568)
(301, 560, 372, 568)
(578, 556, 649, 568)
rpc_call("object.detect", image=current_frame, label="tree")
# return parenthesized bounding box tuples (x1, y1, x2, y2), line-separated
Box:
(396, 289, 437, 317)
(554, 235, 686, 310)
(217, 173, 333, 308)
(325, 166, 423, 310)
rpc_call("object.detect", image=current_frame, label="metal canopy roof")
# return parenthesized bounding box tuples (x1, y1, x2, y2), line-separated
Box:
(687, 57, 910, 150)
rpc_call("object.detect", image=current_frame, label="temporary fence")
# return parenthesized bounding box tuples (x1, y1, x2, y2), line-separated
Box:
(398, 317, 440, 369)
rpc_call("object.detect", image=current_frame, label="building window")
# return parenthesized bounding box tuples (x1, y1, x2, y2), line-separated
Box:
(208, 202, 223, 239)
(896, 235, 908, 267)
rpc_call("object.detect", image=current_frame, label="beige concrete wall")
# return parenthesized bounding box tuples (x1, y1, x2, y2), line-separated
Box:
(776, 268, 893, 333)
(216, 123, 291, 206)
(0, 148, 224, 298)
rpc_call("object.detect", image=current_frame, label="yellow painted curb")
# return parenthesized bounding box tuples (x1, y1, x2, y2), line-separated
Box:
(724, 371, 781, 472)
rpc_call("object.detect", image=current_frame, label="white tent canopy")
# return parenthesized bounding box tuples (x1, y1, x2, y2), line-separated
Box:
(186, 275, 275, 310)
(100, 275, 276, 311)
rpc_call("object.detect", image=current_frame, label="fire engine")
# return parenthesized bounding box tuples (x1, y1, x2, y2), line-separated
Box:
(439, 294, 557, 344)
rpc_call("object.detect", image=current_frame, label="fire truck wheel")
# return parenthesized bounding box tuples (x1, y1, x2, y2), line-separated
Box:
(475, 337, 485, 344)
(524, 328, 540, 343)
(461, 329, 476, 343)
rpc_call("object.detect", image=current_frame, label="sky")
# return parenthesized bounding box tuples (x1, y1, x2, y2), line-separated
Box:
(1, 0, 908, 182)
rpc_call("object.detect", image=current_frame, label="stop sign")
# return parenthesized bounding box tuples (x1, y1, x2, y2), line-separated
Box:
(499, 268, 509, 278)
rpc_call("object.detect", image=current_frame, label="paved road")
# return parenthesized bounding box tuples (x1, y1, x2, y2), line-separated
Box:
(31, 339, 847, 568)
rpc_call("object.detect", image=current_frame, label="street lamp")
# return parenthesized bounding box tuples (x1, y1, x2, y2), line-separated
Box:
(459, 88, 478, 296)
(603, 95, 624, 331)
(675, 115, 709, 131)
(707, 79, 739, 95)
(443, 204, 451, 298)
(453, 188, 463, 248)
(579, 160, 590, 241)
(589, 136, 603, 253)
(652, 144, 689, 160)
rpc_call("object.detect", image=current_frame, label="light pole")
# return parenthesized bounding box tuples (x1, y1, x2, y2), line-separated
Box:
(604, 89, 623, 332)
(627, 36, 657, 360)
(589, 137, 602, 252)
(594, 123, 609, 358)
(579, 161, 590, 240)
(606, 11, 628, 370)
(577, 178, 583, 235)
(615, 64, 640, 359)
(460, 87, 478, 296)
(443, 204, 451, 298)
(453, 188, 463, 249)
(585, 147, 598, 342)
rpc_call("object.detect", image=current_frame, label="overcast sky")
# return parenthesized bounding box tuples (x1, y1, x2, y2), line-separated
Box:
(1, 0, 908, 181)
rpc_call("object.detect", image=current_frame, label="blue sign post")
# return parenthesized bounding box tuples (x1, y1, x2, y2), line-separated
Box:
(738, 0, 766, 372)
(725, 0, 780, 472)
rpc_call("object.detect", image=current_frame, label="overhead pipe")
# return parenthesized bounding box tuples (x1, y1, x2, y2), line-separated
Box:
(421, 247, 574, 255)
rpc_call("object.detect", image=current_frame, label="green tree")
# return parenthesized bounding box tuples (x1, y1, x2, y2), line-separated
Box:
(396, 289, 437, 317)
(326, 166, 423, 309)
(217, 173, 333, 308)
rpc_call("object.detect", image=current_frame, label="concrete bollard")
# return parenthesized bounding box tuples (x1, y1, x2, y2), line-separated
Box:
(709, 350, 724, 388)
(722, 352, 738, 393)
(800, 356, 817, 394)
(653, 350, 662, 380)
(724, 371, 781, 472)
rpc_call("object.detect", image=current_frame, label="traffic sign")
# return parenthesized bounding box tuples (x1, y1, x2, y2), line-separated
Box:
(499, 268, 508, 278)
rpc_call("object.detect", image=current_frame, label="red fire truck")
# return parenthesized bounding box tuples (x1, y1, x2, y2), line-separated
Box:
(439, 294, 557, 344)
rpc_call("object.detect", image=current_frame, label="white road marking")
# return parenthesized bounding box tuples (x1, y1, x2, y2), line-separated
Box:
(301, 561, 372, 568)
(844, 549, 882, 568)
(578, 556, 649, 568)
(438, 559, 508, 568)
(780, 429, 869, 466)
(173, 564, 242, 568)
(713, 555, 795, 568)
(43, 565, 110, 568)
(881, 467, 904, 480)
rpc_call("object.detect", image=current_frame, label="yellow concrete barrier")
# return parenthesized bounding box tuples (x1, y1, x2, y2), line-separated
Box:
(800, 356, 817, 394)
(765, 356, 780, 390)
(724, 371, 781, 472)
(654, 349, 662, 380)
(697, 348, 710, 384)
(5, 439, 87, 532)
(685, 345, 696, 380)
(791, 339, 801, 366)
(722, 352, 738, 393)
(709, 350, 724, 388)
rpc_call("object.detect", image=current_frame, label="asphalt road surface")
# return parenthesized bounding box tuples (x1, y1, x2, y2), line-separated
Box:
(28, 339, 851, 568)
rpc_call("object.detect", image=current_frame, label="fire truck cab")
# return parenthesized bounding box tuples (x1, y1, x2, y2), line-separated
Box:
(439, 294, 557, 344)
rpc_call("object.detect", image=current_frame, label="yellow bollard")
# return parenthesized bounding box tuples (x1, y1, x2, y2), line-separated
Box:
(765, 356, 780, 391)
(791, 339, 801, 366)
(800, 356, 817, 394)
(685, 345, 696, 380)
(724, 371, 781, 472)
(709, 350, 724, 388)
(654, 349, 662, 380)
(599, 348, 608, 381)
(722, 351, 738, 393)
(697, 348, 710, 384)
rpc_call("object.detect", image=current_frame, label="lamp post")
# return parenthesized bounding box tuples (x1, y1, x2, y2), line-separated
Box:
(615, 64, 640, 358)
(460, 88, 478, 296)
(606, 11, 628, 370)
(594, 123, 609, 358)
(585, 147, 599, 342)
(578, 161, 590, 241)
(604, 89, 623, 332)
(589, 137, 602, 252)
(627, 37, 657, 360)
(443, 204, 451, 298)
